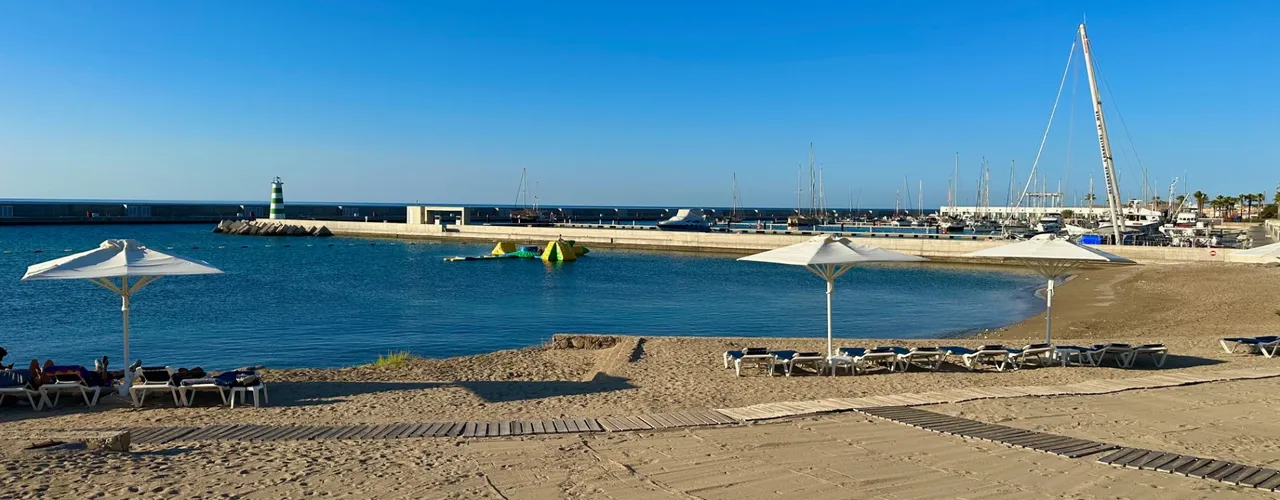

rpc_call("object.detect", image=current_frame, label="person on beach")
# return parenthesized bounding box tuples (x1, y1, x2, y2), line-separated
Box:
(0, 347, 13, 370)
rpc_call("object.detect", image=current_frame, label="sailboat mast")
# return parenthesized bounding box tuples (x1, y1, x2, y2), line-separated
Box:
(1007, 160, 1015, 216)
(918, 180, 923, 218)
(953, 152, 959, 215)
(808, 143, 816, 217)
(1079, 22, 1125, 243)
(795, 164, 802, 215)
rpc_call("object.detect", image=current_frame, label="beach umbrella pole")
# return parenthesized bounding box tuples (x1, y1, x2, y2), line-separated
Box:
(1044, 277, 1053, 345)
(122, 290, 131, 372)
(826, 278, 834, 359)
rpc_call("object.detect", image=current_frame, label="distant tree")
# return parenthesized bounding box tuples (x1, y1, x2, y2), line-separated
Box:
(1061, 209, 1075, 220)
(1083, 193, 1096, 206)
(1193, 191, 1208, 215)
(1175, 194, 1186, 207)
(1213, 195, 1227, 217)
(1261, 203, 1278, 219)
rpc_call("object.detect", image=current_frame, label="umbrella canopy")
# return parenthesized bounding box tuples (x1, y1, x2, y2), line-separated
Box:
(739, 235, 928, 358)
(964, 234, 1134, 344)
(22, 239, 222, 379)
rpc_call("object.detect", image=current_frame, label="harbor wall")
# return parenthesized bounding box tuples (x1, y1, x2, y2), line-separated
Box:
(259, 219, 1238, 265)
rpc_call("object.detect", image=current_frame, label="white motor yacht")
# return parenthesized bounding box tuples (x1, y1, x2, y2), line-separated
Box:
(658, 209, 712, 232)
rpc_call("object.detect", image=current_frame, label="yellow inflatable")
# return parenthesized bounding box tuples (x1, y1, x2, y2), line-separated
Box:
(540, 240, 577, 262)
(491, 241, 517, 255)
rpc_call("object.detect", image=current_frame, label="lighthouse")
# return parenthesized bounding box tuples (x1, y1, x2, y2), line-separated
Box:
(269, 177, 285, 219)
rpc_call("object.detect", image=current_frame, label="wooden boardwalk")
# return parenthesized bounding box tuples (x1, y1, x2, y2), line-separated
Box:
(1097, 448, 1280, 491)
(124, 409, 738, 444)
(857, 406, 1120, 459)
(858, 405, 1280, 492)
(715, 368, 1280, 422)
(116, 367, 1280, 446)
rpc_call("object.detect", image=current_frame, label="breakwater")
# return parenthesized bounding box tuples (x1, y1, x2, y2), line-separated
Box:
(0, 201, 406, 225)
(248, 219, 1239, 264)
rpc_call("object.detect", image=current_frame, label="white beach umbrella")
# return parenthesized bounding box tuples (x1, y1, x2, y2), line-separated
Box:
(964, 234, 1134, 344)
(21, 239, 222, 381)
(738, 235, 928, 358)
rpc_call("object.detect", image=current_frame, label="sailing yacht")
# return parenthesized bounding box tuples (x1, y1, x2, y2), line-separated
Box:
(717, 174, 744, 225)
(510, 168, 548, 225)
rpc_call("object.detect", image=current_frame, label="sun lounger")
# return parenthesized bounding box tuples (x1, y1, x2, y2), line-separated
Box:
(892, 346, 946, 372)
(724, 347, 776, 376)
(1126, 343, 1168, 367)
(130, 366, 181, 407)
(941, 345, 1011, 371)
(220, 370, 268, 408)
(1260, 338, 1280, 358)
(1008, 343, 1054, 369)
(40, 366, 110, 407)
(1083, 343, 1134, 367)
(179, 377, 228, 407)
(772, 351, 825, 376)
(839, 346, 899, 373)
(1220, 336, 1280, 356)
(0, 370, 49, 410)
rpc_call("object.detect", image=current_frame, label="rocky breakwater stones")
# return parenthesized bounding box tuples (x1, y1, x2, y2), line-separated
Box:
(214, 220, 332, 237)
(552, 334, 621, 350)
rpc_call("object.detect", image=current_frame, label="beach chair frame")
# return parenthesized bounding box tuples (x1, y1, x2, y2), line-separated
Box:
(179, 379, 229, 407)
(894, 347, 946, 372)
(40, 369, 104, 407)
(779, 352, 825, 376)
(1009, 344, 1054, 369)
(1086, 344, 1134, 368)
(130, 366, 181, 407)
(0, 387, 49, 410)
(1125, 344, 1168, 368)
(724, 348, 777, 377)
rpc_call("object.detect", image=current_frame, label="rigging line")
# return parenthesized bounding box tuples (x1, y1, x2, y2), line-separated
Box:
(1013, 37, 1077, 210)
(1092, 55, 1148, 196)
(1064, 46, 1079, 207)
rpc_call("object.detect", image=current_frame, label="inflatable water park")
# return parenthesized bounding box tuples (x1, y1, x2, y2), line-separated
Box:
(444, 240, 589, 262)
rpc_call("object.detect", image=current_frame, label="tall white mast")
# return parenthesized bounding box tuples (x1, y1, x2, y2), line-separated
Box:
(1079, 22, 1125, 243)
(808, 143, 817, 217)
(918, 179, 923, 217)
(952, 152, 959, 215)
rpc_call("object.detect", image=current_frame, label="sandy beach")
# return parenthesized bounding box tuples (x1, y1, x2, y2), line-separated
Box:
(4, 261, 1280, 498)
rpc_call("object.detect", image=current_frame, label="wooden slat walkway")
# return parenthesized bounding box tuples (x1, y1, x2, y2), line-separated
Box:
(856, 406, 1118, 459)
(110, 368, 1280, 446)
(1097, 448, 1280, 491)
(716, 367, 1280, 422)
(859, 405, 1280, 492)
(124, 410, 740, 444)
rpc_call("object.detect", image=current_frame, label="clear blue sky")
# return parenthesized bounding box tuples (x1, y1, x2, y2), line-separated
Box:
(1, 1, 1277, 208)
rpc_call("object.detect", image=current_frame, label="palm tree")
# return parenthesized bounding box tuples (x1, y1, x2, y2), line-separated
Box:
(1083, 193, 1096, 206)
(1213, 195, 1226, 217)
(1175, 194, 1186, 208)
(1193, 191, 1208, 216)
(1240, 193, 1251, 219)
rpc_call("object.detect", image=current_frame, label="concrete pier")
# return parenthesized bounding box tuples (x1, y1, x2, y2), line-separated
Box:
(253, 218, 1240, 264)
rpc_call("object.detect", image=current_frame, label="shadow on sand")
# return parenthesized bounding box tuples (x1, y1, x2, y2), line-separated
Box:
(254, 373, 636, 407)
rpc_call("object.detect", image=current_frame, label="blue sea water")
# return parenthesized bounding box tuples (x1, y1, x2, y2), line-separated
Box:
(0, 224, 1043, 370)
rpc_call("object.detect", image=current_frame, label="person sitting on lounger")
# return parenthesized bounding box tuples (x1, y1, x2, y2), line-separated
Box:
(37, 356, 142, 387)
(0, 347, 13, 370)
